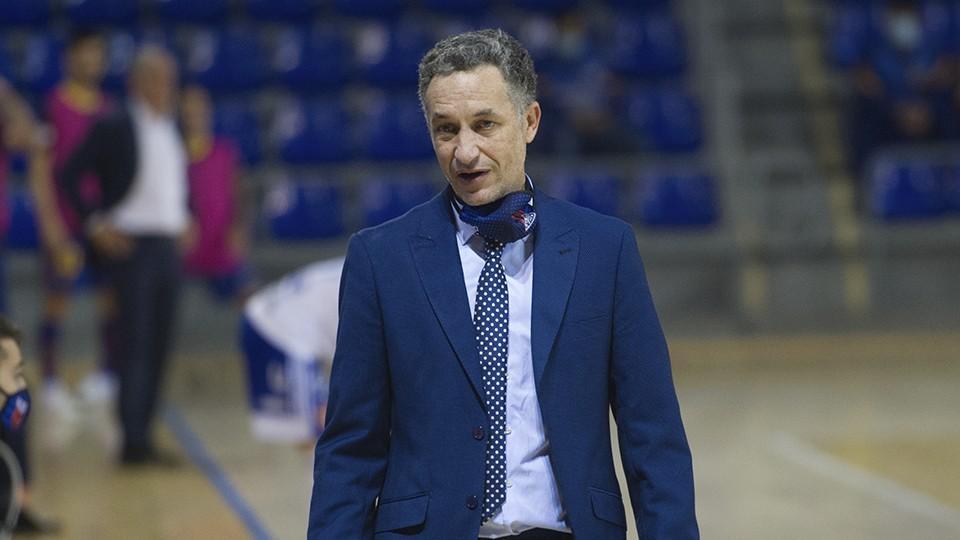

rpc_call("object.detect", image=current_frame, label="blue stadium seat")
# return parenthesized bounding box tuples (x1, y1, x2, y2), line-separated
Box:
(944, 163, 960, 212)
(6, 189, 39, 251)
(65, 0, 139, 26)
(272, 26, 351, 92)
(334, 0, 405, 18)
(274, 98, 352, 164)
(245, 0, 315, 21)
(153, 0, 229, 23)
(637, 169, 718, 227)
(422, 0, 491, 15)
(606, 11, 686, 79)
(606, 0, 670, 10)
(18, 33, 62, 95)
(362, 95, 433, 161)
(0, 43, 14, 81)
(356, 23, 432, 88)
(215, 99, 262, 165)
(0, 0, 51, 26)
(361, 178, 436, 227)
(626, 86, 703, 153)
(547, 172, 621, 217)
(512, 0, 580, 14)
(828, 2, 873, 69)
(870, 159, 947, 220)
(265, 179, 345, 240)
(182, 28, 267, 93)
(102, 31, 138, 94)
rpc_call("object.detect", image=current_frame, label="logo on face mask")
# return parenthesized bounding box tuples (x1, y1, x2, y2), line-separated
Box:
(0, 390, 30, 432)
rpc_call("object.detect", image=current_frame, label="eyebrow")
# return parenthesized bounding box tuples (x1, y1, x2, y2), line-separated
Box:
(431, 108, 498, 120)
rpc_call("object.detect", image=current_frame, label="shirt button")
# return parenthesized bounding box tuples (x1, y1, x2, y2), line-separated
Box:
(466, 495, 478, 510)
(504, 427, 512, 435)
(472, 427, 485, 440)
(506, 481, 513, 488)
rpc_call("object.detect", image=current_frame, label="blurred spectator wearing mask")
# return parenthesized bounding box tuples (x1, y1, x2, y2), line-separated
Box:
(0, 79, 63, 536)
(60, 46, 189, 467)
(179, 84, 257, 306)
(849, 0, 956, 173)
(39, 27, 120, 449)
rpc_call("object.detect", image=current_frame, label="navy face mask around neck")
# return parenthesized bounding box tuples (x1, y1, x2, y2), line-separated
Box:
(0, 389, 30, 432)
(455, 190, 538, 244)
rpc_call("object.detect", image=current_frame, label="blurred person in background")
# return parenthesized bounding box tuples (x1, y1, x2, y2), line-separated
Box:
(179, 84, 256, 306)
(38, 27, 119, 448)
(0, 79, 62, 536)
(0, 315, 32, 538)
(60, 46, 189, 466)
(309, 29, 696, 539)
(240, 257, 343, 447)
(848, 0, 956, 173)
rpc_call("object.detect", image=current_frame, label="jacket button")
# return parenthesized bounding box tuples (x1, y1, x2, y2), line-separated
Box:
(472, 427, 485, 440)
(466, 495, 478, 510)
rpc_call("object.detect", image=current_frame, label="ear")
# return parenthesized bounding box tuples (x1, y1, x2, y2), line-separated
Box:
(523, 101, 541, 144)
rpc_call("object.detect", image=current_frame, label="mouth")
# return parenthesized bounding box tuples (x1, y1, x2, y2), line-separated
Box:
(456, 170, 489, 183)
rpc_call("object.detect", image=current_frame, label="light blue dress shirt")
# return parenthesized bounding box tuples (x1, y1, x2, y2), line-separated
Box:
(453, 202, 572, 538)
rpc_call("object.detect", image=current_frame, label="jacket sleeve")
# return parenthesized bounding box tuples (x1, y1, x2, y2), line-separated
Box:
(610, 225, 699, 539)
(58, 117, 106, 223)
(308, 233, 391, 540)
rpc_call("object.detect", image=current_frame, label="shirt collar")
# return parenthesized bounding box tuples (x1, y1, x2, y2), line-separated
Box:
(130, 98, 171, 124)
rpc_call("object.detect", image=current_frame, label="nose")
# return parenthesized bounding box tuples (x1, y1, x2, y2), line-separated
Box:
(453, 129, 480, 166)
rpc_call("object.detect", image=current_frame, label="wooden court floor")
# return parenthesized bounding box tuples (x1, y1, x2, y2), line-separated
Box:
(20, 331, 960, 539)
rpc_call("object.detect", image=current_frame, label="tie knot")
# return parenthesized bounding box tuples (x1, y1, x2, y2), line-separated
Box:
(482, 237, 504, 260)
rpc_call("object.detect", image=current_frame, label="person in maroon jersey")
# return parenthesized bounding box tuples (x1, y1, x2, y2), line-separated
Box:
(38, 29, 118, 445)
(180, 84, 256, 305)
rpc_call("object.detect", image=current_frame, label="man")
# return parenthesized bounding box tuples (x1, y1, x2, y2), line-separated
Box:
(0, 78, 63, 535)
(60, 46, 189, 466)
(39, 27, 117, 448)
(180, 84, 256, 305)
(309, 29, 697, 539)
(0, 315, 30, 538)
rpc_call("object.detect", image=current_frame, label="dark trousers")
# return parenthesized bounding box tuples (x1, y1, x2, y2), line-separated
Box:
(107, 236, 181, 450)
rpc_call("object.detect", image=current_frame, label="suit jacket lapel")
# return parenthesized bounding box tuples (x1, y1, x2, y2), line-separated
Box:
(531, 192, 579, 386)
(410, 191, 486, 409)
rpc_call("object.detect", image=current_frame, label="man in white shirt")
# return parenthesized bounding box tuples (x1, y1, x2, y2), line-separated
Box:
(60, 46, 189, 466)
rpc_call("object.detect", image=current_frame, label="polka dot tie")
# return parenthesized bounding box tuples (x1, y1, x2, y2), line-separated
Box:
(475, 237, 508, 522)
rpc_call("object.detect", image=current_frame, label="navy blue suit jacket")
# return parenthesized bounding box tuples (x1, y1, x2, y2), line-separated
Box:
(309, 188, 698, 539)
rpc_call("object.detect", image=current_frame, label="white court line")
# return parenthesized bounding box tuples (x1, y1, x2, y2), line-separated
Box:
(772, 432, 960, 532)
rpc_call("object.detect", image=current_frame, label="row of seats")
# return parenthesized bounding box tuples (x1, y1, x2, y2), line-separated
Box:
(0, 11, 689, 96)
(214, 86, 700, 166)
(0, 0, 672, 25)
(871, 157, 960, 220)
(266, 170, 718, 241)
(829, 0, 960, 69)
(3, 168, 718, 250)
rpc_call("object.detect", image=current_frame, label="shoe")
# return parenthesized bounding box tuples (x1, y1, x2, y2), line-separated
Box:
(13, 508, 61, 535)
(119, 445, 183, 468)
(77, 371, 118, 405)
(40, 379, 80, 450)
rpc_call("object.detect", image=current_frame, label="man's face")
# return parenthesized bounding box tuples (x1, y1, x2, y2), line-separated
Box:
(67, 39, 107, 85)
(180, 86, 211, 134)
(134, 55, 178, 115)
(0, 339, 26, 396)
(424, 65, 541, 206)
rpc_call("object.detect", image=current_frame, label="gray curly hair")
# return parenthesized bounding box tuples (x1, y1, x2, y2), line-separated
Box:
(417, 29, 538, 116)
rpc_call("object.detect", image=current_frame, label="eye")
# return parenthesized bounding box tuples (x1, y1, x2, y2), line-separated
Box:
(477, 120, 496, 130)
(434, 123, 457, 135)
